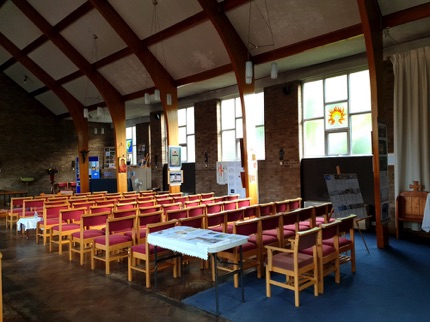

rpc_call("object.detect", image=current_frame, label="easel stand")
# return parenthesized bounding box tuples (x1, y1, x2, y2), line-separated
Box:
(333, 166, 371, 254)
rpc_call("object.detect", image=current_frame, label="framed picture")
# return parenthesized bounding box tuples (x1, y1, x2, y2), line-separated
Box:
(168, 170, 183, 186)
(168, 146, 182, 169)
(118, 157, 127, 173)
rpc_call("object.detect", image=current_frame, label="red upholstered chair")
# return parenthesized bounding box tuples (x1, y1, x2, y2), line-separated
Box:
(314, 202, 334, 226)
(258, 202, 275, 217)
(89, 204, 114, 215)
(257, 213, 284, 271)
(287, 197, 302, 211)
(139, 204, 162, 214)
(186, 204, 206, 218)
(115, 201, 137, 211)
(200, 197, 215, 205)
(165, 208, 188, 221)
(184, 200, 200, 207)
(50, 207, 85, 254)
(161, 202, 182, 221)
(132, 211, 164, 245)
(237, 198, 251, 209)
(323, 214, 356, 273)
(69, 182, 77, 193)
(156, 197, 174, 205)
(173, 196, 188, 207)
(205, 202, 223, 215)
(213, 217, 262, 288)
(186, 194, 201, 202)
(71, 201, 95, 213)
(274, 199, 290, 213)
(265, 227, 320, 307)
(302, 220, 340, 294)
(128, 220, 178, 288)
(281, 211, 299, 247)
(91, 215, 135, 274)
(68, 198, 88, 207)
(137, 199, 156, 207)
(36, 204, 69, 246)
(223, 200, 238, 211)
(223, 194, 240, 201)
(21, 199, 45, 218)
(6, 196, 32, 230)
(57, 182, 68, 193)
(69, 211, 109, 265)
(295, 206, 316, 231)
(243, 205, 259, 219)
(206, 211, 226, 233)
(225, 208, 245, 233)
(200, 192, 215, 199)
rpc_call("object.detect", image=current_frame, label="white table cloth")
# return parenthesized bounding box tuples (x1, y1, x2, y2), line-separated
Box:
(148, 226, 247, 260)
(17, 216, 42, 232)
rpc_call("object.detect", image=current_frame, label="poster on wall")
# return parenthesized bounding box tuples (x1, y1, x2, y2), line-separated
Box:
(168, 146, 182, 169)
(168, 170, 183, 186)
(216, 161, 246, 198)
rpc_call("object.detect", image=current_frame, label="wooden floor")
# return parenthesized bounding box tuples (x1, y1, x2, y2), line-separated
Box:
(1, 221, 229, 322)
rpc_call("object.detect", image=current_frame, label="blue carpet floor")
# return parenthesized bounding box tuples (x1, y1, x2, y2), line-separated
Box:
(183, 232, 430, 322)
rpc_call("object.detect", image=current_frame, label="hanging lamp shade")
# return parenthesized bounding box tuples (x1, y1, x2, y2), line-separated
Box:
(245, 60, 253, 84)
(83, 108, 89, 118)
(97, 106, 103, 117)
(271, 62, 278, 79)
(166, 93, 172, 106)
(154, 89, 160, 101)
(144, 93, 150, 105)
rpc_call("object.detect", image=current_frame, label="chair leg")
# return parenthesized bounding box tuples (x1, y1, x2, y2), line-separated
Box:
(145, 257, 151, 288)
(105, 251, 110, 275)
(127, 251, 133, 282)
(91, 246, 95, 270)
(265, 267, 272, 298)
(294, 272, 300, 307)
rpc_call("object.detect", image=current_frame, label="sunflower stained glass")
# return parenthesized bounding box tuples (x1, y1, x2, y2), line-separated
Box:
(325, 102, 348, 129)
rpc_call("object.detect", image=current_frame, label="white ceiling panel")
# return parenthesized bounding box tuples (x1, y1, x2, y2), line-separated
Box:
(4, 63, 45, 93)
(0, 46, 12, 66)
(27, 40, 78, 80)
(109, 0, 202, 40)
(98, 54, 151, 96)
(62, 75, 103, 106)
(0, 1, 42, 50)
(35, 91, 68, 115)
(60, 9, 127, 62)
(149, 21, 230, 80)
(28, 0, 87, 26)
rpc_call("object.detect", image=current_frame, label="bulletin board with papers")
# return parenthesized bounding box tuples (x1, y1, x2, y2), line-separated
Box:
(324, 173, 367, 219)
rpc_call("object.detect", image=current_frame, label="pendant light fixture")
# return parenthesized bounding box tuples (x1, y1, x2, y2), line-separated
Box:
(245, 0, 253, 84)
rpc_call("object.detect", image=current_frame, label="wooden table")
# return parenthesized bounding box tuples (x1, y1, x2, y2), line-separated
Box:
(148, 226, 248, 315)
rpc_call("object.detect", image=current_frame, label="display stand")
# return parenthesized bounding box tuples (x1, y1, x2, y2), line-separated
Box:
(325, 166, 371, 253)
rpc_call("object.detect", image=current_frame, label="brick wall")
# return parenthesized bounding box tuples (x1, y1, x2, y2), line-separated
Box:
(258, 81, 301, 203)
(0, 73, 113, 196)
(194, 99, 228, 196)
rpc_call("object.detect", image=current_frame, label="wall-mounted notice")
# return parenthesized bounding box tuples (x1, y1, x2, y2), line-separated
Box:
(324, 173, 367, 219)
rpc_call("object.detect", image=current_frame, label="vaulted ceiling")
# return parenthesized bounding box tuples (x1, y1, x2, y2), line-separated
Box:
(1, 0, 429, 123)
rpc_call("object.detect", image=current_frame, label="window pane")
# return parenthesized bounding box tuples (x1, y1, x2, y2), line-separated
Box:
(179, 127, 186, 144)
(221, 99, 235, 129)
(326, 102, 348, 129)
(187, 135, 195, 162)
(303, 80, 324, 119)
(325, 75, 347, 102)
(327, 132, 348, 155)
(351, 113, 372, 154)
(255, 126, 265, 160)
(236, 118, 243, 138)
(235, 97, 242, 118)
(222, 130, 236, 161)
(178, 108, 186, 126)
(350, 70, 371, 113)
(304, 120, 324, 156)
(187, 107, 194, 134)
(181, 146, 187, 162)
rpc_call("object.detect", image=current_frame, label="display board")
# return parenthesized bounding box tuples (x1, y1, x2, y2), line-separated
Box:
(324, 173, 367, 219)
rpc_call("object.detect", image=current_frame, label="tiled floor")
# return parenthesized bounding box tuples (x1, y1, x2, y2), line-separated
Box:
(1, 222, 229, 322)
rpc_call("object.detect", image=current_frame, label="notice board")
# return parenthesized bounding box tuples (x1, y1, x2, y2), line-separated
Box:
(324, 173, 368, 219)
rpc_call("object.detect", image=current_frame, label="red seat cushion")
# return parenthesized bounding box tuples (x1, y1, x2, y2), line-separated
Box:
(94, 234, 132, 245)
(71, 229, 104, 239)
(52, 223, 80, 232)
